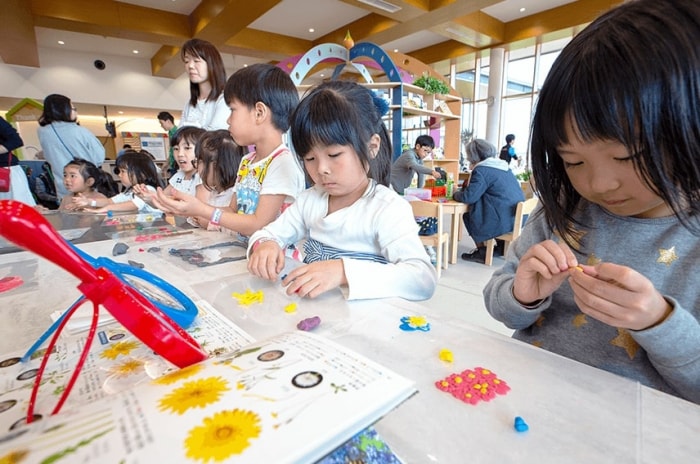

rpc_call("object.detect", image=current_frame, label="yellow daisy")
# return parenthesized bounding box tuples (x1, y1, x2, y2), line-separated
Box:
(159, 377, 230, 415)
(185, 409, 262, 462)
(153, 363, 204, 385)
(107, 359, 144, 378)
(0, 449, 29, 464)
(99, 340, 140, 360)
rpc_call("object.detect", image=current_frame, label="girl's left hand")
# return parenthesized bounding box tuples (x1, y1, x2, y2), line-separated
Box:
(568, 262, 672, 331)
(282, 260, 346, 299)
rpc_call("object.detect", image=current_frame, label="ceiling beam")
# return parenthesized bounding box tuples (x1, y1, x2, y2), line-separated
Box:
(0, 0, 39, 67)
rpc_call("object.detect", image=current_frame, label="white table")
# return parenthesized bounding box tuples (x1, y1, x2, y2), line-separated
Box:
(0, 231, 698, 463)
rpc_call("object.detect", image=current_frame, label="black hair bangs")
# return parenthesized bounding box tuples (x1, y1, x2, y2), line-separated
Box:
(290, 89, 365, 159)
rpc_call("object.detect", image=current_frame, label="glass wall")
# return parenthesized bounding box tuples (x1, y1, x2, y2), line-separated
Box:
(454, 35, 572, 171)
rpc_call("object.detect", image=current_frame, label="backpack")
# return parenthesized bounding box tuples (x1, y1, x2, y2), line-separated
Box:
(499, 145, 511, 163)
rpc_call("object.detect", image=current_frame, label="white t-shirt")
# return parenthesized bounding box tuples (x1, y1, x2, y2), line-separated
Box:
(168, 171, 201, 196)
(112, 186, 160, 213)
(180, 94, 230, 131)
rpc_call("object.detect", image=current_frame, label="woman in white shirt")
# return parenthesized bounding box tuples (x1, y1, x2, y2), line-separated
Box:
(179, 39, 230, 131)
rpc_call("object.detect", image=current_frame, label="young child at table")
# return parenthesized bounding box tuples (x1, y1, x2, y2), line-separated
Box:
(59, 159, 115, 211)
(134, 126, 205, 204)
(247, 80, 436, 301)
(483, 0, 700, 404)
(153, 63, 305, 240)
(187, 129, 246, 231)
(74, 150, 164, 214)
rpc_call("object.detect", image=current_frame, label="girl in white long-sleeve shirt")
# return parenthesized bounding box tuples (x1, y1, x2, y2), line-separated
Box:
(248, 80, 436, 301)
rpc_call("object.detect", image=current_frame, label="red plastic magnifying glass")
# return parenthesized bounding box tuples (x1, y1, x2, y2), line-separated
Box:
(0, 200, 208, 422)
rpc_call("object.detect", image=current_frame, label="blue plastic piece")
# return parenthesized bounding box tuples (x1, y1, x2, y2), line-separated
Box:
(514, 416, 529, 432)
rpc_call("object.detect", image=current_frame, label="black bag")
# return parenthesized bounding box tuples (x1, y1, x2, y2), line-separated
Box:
(499, 145, 511, 163)
(417, 217, 437, 236)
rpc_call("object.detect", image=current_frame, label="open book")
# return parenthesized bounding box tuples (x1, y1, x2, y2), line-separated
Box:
(0, 302, 415, 463)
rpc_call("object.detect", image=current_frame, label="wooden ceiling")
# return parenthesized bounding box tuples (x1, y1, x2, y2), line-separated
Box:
(3, 0, 623, 79)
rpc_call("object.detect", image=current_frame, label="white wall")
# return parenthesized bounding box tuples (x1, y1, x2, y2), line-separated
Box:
(0, 47, 190, 158)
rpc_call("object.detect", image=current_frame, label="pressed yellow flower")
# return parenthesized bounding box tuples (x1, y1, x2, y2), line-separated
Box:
(153, 363, 204, 385)
(108, 359, 144, 378)
(231, 288, 264, 307)
(99, 340, 140, 360)
(185, 409, 262, 461)
(0, 449, 29, 464)
(407, 316, 427, 327)
(158, 377, 229, 415)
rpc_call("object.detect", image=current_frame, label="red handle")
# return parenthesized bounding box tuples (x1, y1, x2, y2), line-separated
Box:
(0, 200, 97, 283)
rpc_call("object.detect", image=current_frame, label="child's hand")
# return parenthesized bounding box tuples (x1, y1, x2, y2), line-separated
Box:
(248, 241, 285, 280)
(152, 188, 205, 217)
(71, 194, 90, 209)
(513, 239, 578, 306)
(282, 260, 346, 299)
(568, 263, 672, 330)
(133, 183, 155, 203)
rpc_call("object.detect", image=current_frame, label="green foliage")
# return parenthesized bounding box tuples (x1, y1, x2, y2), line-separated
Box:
(412, 75, 450, 95)
(515, 170, 532, 182)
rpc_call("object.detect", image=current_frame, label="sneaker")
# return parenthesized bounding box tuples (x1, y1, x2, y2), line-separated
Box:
(425, 246, 437, 266)
(461, 247, 486, 263)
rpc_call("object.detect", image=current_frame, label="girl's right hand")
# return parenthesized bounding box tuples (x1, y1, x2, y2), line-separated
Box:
(512, 239, 578, 306)
(152, 187, 206, 217)
(71, 194, 90, 209)
(247, 241, 285, 281)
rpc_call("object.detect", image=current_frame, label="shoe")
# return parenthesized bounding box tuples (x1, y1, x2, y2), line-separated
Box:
(461, 247, 486, 263)
(495, 239, 505, 257)
(425, 246, 437, 266)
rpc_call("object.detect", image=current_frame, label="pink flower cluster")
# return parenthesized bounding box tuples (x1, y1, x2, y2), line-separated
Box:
(434, 367, 510, 405)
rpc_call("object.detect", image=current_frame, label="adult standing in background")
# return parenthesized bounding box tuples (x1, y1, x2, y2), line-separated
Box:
(179, 39, 230, 131)
(390, 135, 442, 194)
(0, 116, 36, 206)
(37, 94, 105, 197)
(158, 111, 178, 177)
(454, 139, 524, 263)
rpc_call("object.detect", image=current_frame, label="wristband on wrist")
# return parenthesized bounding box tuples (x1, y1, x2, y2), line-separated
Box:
(252, 237, 277, 252)
(209, 208, 223, 226)
(90, 200, 97, 208)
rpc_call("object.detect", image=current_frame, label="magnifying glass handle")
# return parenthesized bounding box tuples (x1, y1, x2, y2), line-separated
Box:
(0, 200, 97, 283)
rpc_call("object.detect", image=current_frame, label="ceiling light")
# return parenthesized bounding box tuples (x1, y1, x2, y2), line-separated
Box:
(393, 49, 399, 53)
(358, 0, 401, 14)
(520, 8, 526, 12)
(57, 40, 65, 45)
(309, 28, 315, 33)
(132, 50, 139, 54)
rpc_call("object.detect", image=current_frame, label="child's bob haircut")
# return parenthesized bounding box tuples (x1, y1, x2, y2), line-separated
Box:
(195, 129, 246, 192)
(290, 80, 392, 187)
(170, 126, 206, 152)
(530, 0, 700, 245)
(223, 63, 299, 133)
(114, 150, 164, 190)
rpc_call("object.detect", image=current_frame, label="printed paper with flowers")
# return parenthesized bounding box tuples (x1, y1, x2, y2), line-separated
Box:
(0, 331, 415, 463)
(0, 300, 254, 434)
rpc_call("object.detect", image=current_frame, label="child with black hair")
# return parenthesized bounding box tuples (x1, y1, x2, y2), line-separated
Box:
(187, 129, 246, 231)
(134, 126, 205, 204)
(74, 150, 164, 213)
(154, 63, 305, 240)
(484, 0, 700, 404)
(247, 80, 436, 301)
(59, 159, 114, 211)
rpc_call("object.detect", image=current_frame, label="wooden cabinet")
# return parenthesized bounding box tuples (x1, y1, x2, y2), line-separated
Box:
(363, 82, 462, 181)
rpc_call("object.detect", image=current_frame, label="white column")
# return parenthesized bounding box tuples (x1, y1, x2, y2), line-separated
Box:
(485, 48, 505, 147)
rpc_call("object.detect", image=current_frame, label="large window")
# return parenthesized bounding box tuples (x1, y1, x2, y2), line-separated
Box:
(453, 36, 572, 168)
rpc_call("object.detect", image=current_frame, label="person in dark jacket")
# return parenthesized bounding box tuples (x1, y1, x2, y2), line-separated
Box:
(453, 139, 524, 263)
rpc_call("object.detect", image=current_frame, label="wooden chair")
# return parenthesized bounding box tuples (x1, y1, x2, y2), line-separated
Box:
(484, 197, 539, 266)
(410, 200, 449, 278)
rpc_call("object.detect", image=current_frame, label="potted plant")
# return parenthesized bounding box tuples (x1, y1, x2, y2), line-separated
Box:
(412, 74, 450, 95)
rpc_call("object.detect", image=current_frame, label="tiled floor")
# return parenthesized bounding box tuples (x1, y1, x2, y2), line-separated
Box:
(424, 231, 515, 337)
